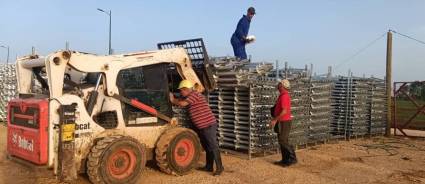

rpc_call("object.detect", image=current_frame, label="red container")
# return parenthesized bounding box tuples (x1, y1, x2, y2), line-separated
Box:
(7, 98, 49, 165)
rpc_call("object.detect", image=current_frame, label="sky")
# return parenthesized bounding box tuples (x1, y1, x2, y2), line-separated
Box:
(0, 0, 424, 81)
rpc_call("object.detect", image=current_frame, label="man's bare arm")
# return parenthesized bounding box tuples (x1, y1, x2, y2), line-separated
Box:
(169, 93, 190, 107)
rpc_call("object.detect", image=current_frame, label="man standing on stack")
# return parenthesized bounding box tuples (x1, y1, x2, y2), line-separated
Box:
(271, 79, 298, 167)
(231, 7, 256, 60)
(169, 80, 224, 176)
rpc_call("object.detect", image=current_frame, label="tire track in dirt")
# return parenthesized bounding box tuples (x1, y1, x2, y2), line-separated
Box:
(2, 125, 425, 184)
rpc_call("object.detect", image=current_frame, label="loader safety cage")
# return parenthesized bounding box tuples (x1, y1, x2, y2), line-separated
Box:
(157, 38, 216, 91)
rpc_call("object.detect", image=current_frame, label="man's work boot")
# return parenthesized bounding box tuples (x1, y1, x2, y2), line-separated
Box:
(277, 146, 298, 167)
(198, 151, 213, 172)
(212, 149, 224, 176)
(288, 147, 298, 165)
(274, 145, 287, 165)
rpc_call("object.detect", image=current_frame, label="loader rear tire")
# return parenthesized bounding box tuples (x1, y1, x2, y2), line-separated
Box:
(87, 135, 147, 184)
(155, 127, 201, 175)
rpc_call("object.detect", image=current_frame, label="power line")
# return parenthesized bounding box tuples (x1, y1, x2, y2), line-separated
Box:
(390, 29, 425, 46)
(335, 32, 387, 70)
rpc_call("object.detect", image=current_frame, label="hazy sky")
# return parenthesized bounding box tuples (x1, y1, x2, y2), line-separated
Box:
(0, 0, 424, 81)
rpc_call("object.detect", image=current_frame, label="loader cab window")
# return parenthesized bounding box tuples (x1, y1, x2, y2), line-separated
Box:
(25, 66, 91, 97)
(167, 65, 183, 94)
(30, 67, 49, 95)
(117, 64, 172, 126)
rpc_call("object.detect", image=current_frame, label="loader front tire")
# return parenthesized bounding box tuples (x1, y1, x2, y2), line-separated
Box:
(87, 135, 146, 184)
(155, 127, 201, 175)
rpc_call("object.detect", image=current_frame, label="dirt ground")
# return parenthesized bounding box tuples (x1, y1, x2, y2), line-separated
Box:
(1, 125, 425, 184)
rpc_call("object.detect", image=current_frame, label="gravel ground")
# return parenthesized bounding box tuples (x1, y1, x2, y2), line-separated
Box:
(1, 125, 425, 184)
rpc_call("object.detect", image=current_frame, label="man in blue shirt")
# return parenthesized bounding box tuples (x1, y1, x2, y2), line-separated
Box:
(231, 7, 255, 60)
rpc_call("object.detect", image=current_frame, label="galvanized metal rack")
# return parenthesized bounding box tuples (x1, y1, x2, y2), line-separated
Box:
(210, 57, 278, 159)
(368, 78, 387, 135)
(308, 79, 333, 142)
(331, 76, 387, 138)
(0, 64, 17, 122)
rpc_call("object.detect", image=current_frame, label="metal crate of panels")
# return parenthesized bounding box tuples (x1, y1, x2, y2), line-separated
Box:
(212, 85, 279, 158)
(209, 59, 279, 158)
(331, 77, 354, 137)
(288, 77, 310, 146)
(0, 64, 17, 122)
(308, 79, 333, 142)
(350, 78, 371, 136)
(368, 79, 387, 135)
(331, 76, 387, 138)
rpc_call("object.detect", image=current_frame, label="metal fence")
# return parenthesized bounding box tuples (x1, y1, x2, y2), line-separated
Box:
(393, 81, 425, 136)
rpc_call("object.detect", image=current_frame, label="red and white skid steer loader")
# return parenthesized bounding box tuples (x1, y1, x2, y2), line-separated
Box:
(6, 43, 213, 184)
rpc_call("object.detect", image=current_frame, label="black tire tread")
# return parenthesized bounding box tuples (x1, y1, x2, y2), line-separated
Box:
(87, 135, 146, 184)
(155, 127, 200, 176)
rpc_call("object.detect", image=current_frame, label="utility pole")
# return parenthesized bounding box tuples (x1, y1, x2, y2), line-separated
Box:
(385, 30, 392, 136)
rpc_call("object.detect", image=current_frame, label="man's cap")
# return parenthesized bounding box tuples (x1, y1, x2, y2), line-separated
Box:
(248, 7, 256, 15)
(279, 79, 290, 89)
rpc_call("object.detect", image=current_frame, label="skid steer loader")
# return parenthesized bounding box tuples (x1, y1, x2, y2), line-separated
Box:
(6, 44, 213, 184)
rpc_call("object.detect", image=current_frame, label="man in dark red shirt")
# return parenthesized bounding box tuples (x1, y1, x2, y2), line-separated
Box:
(169, 80, 224, 176)
(271, 79, 297, 166)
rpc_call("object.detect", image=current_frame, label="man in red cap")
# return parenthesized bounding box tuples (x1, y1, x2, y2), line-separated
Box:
(271, 79, 297, 166)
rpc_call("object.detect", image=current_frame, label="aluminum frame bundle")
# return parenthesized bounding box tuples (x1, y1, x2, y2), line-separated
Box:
(0, 64, 17, 122)
(211, 57, 273, 88)
(210, 57, 278, 157)
(350, 78, 372, 136)
(308, 79, 333, 142)
(331, 76, 387, 138)
(287, 77, 310, 146)
(270, 69, 332, 145)
(368, 78, 387, 135)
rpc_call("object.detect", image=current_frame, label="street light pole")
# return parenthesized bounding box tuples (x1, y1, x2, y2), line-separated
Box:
(97, 8, 112, 55)
(109, 10, 112, 55)
(0, 45, 9, 64)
